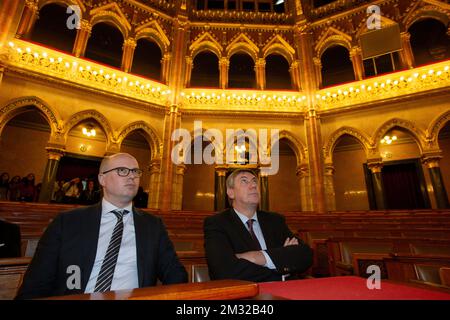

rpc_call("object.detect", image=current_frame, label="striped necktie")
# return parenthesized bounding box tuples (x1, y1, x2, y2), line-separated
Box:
(94, 209, 129, 292)
(246, 219, 262, 250)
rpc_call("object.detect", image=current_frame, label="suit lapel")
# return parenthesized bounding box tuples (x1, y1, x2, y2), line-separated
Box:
(228, 208, 259, 250)
(80, 203, 102, 291)
(133, 208, 146, 287)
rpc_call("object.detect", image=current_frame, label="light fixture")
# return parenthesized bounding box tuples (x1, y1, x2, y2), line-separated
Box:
(275, 0, 284, 4)
(380, 135, 397, 145)
(82, 125, 96, 137)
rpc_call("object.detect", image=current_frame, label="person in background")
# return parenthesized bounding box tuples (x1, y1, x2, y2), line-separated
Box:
(62, 177, 81, 204)
(0, 172, 10, 201)
(133, 186, 149, 208)
(16, 153, 187, 299)
(8, 176, 21, 201)
(19, 173, 36, 202)
(79, 180, 101, 205)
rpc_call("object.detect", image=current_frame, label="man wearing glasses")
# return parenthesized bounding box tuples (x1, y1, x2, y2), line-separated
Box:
(16, 153, 187, 299)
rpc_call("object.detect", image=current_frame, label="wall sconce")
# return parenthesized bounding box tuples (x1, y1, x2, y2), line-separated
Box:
(82, 125, 96, 137)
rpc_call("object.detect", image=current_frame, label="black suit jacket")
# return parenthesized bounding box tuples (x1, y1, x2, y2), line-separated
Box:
(0, 219, 21, 258)
(16, 203, 187, 299)
(204, 208, 313, 282)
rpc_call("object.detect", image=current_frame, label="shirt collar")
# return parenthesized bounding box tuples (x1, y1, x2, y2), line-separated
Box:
(233, 208, 258, 225)
(101, 198, 133, 216)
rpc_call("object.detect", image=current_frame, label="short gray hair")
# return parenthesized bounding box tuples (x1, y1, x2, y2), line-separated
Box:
(226, 169, 257, 190)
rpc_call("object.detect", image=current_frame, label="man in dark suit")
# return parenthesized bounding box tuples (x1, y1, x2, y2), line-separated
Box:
(16, 153, 187, 299)
(0, 219, 21, 258)
(204, 169, 312, 282)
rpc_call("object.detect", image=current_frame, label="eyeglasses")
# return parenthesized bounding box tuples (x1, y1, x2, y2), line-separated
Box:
(102, 167, 143, 177)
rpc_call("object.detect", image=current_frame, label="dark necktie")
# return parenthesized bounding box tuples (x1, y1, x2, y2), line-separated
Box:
(246, 219, 262, 250)
(94, 209, 129, 292)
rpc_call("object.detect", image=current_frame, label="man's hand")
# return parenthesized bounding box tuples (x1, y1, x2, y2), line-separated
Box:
(235, 251, 267, 266)
(283, 237, 299, 247)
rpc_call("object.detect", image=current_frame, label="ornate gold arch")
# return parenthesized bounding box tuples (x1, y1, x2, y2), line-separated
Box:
(135, 21, 170, 53)
(315, 27, 352, 59)
(226, 34, 259, 62)
(116, 121, 162, 160)
(89, 3, 131, 39)
(189, 32, 223, 60)
(64, 109, 114, 147)
(427, 110, 450, 149)
(372, 118, 426, 152)
(323, 126, 372, 163)
(38, 0, 86, 12)
(262, 35, 295, 65)
(274, 130, 307, 166)
(404, 5, 449, 31)
(0, 96, 62, 141)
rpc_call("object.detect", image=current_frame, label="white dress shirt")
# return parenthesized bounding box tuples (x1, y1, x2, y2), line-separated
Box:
(234, 209, 276, 270)
(84, 199, 139, 293)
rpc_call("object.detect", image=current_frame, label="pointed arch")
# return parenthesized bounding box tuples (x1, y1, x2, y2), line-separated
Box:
(135, 21, 170, 53)
(226, 34, 259, 62)
(89, 3, 131, 39)
(189, 32, 223, 60)
(427, 110, 450, 149)
(0, 96, 61, 139)
(64, 109, 114, 147)
(356, 15, 398, 38)
(39, 0, 86, 12)
(316, 27, 352, 58)
(372, 118, 426, 152)
(323, 126, 372, 163)
(273, 130, 307, 166)
(404, 4, 449, 31)
(262, 35, 295, 65)
(116, 121, 162, 160)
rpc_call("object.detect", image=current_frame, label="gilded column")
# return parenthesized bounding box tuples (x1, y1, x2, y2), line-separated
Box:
(161, 53, 171, 84)
(214, 166, 227, 211)
(255, 58, 266, 90)
(219, 57, 229, 89)
(398, 32, 415, 69)
(367, 161, 386, 210)
(121, 38, 137, 73)
(38, 147, 65, 203)
(324, 163, 336, 211)
(349, 46, 364, 81)
(259, 172, 269, 211)
(147, 158, 161, 209)
(297, 164, 312, 211)
(289, 59, 301, 91)
(0, 0, 22, 48)
(160, 8, 189, 212)
(422, 154, 450, 209)
(295, 23, 326, 213)
(184, 56, 193, 87)
(171, 164, 186, 210)
(15, 0, 38, 39)
(72, 19, 91, 57)
(313, 57, 322, 89)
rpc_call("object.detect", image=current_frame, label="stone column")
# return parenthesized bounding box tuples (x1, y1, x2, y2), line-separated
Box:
(0, 0, 22, 48)
(184, 56, 193, 87)
(349, 46, 364, 81)
(313, 57, 322, 89)
(121, 38, 137, 73)
(15, 0, 38, 39)
(161, 53, 171, 84)
(297, 164, 312, 211)
(255, 58, 266, 90)
(38, 147, 65, 203)
(289, 59, 301, 91)
(324, 163, 336, 211)
(171, 164, 186, 210)
(398, 32, 415, 69)
(219, 57, 229, 89)
(260, 173, 269, 211)
(147, 158, 161, 209)
(367, 161, 386, 210)
(72, 19, 91, 57)
(422, 154, 450, 209)
(214, 166, 227, 211)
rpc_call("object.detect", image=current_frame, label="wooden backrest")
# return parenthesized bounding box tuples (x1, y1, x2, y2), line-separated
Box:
(439, 267, 450, 287)
(0, 257, 31, 300)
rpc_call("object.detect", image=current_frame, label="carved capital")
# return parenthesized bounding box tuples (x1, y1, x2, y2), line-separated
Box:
(422, 152, 443, 168)
(45, 147, 65, 161)
(367, 161, 383, 173)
